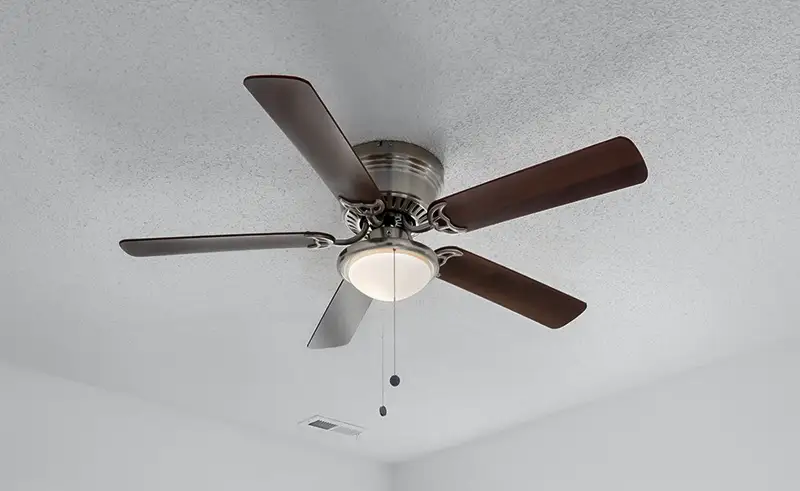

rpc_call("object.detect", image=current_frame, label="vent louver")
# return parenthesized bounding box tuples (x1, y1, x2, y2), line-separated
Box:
(299, 415, 364, 438)
(308, 419, 337, 430)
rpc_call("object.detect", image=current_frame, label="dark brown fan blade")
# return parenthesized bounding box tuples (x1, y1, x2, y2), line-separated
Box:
(307, 280, 372, 349)
(436, 247, 586, 328)
(119, 232, 334, 257)
(429, 137, 647, 232)
(243, 75, 381, 203)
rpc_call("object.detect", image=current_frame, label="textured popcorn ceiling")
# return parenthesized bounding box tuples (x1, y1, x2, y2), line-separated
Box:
(1, 0, 799, 461)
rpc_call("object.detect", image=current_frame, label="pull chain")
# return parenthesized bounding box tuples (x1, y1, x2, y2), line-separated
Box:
(393, 248, 397, 373)
(379, 248, 401, 418)
(379, 301, 387, 417)
(390, 248, 401, 388)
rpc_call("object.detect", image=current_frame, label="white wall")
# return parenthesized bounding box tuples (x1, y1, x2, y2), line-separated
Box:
(4, 342, 799, 491)
(395, 340, 800, 491)
(0, 363, 389, 491)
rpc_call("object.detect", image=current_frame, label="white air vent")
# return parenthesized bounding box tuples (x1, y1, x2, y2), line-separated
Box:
(299, 415, 364, 438)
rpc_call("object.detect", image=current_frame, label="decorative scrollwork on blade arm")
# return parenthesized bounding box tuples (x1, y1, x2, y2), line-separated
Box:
(305, 232, 336, 250)
(436, 247, 464, 268)
(338, 197, 386, 217)
(429, 202, 467, 234)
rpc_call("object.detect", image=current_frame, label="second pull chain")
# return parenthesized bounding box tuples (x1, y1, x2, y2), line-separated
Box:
(380, 248, 402, 418)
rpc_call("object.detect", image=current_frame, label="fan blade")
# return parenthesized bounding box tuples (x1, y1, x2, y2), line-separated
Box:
(119, 232, 334, 257)
(307, 281, 372, 349)
(429, 137, 647, 232)
(243, 75, 381, 203)
(436, 247, 586, 328)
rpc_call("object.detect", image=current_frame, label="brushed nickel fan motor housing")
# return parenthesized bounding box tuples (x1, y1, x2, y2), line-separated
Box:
(343, 140, 444, 234)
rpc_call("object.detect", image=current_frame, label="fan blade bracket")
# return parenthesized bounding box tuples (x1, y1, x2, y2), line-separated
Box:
(429, 202, 468, 234)
(338, 196, 385, 217)
(304, 232, 336, 250)
(338, 196, 386, 230)
(435, 247, 465, 268)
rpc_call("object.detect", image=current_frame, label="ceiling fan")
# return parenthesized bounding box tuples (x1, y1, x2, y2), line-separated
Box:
(120, 75, 648, 350)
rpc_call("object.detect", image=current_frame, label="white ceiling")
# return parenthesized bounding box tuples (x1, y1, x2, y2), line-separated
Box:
(1, 0, 799, 461)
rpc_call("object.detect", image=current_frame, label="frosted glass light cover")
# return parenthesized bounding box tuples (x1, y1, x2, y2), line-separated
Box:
(342, 247, 436, 301)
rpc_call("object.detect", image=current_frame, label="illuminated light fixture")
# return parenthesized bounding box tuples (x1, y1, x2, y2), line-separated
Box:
(337, 232, 439, 302)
